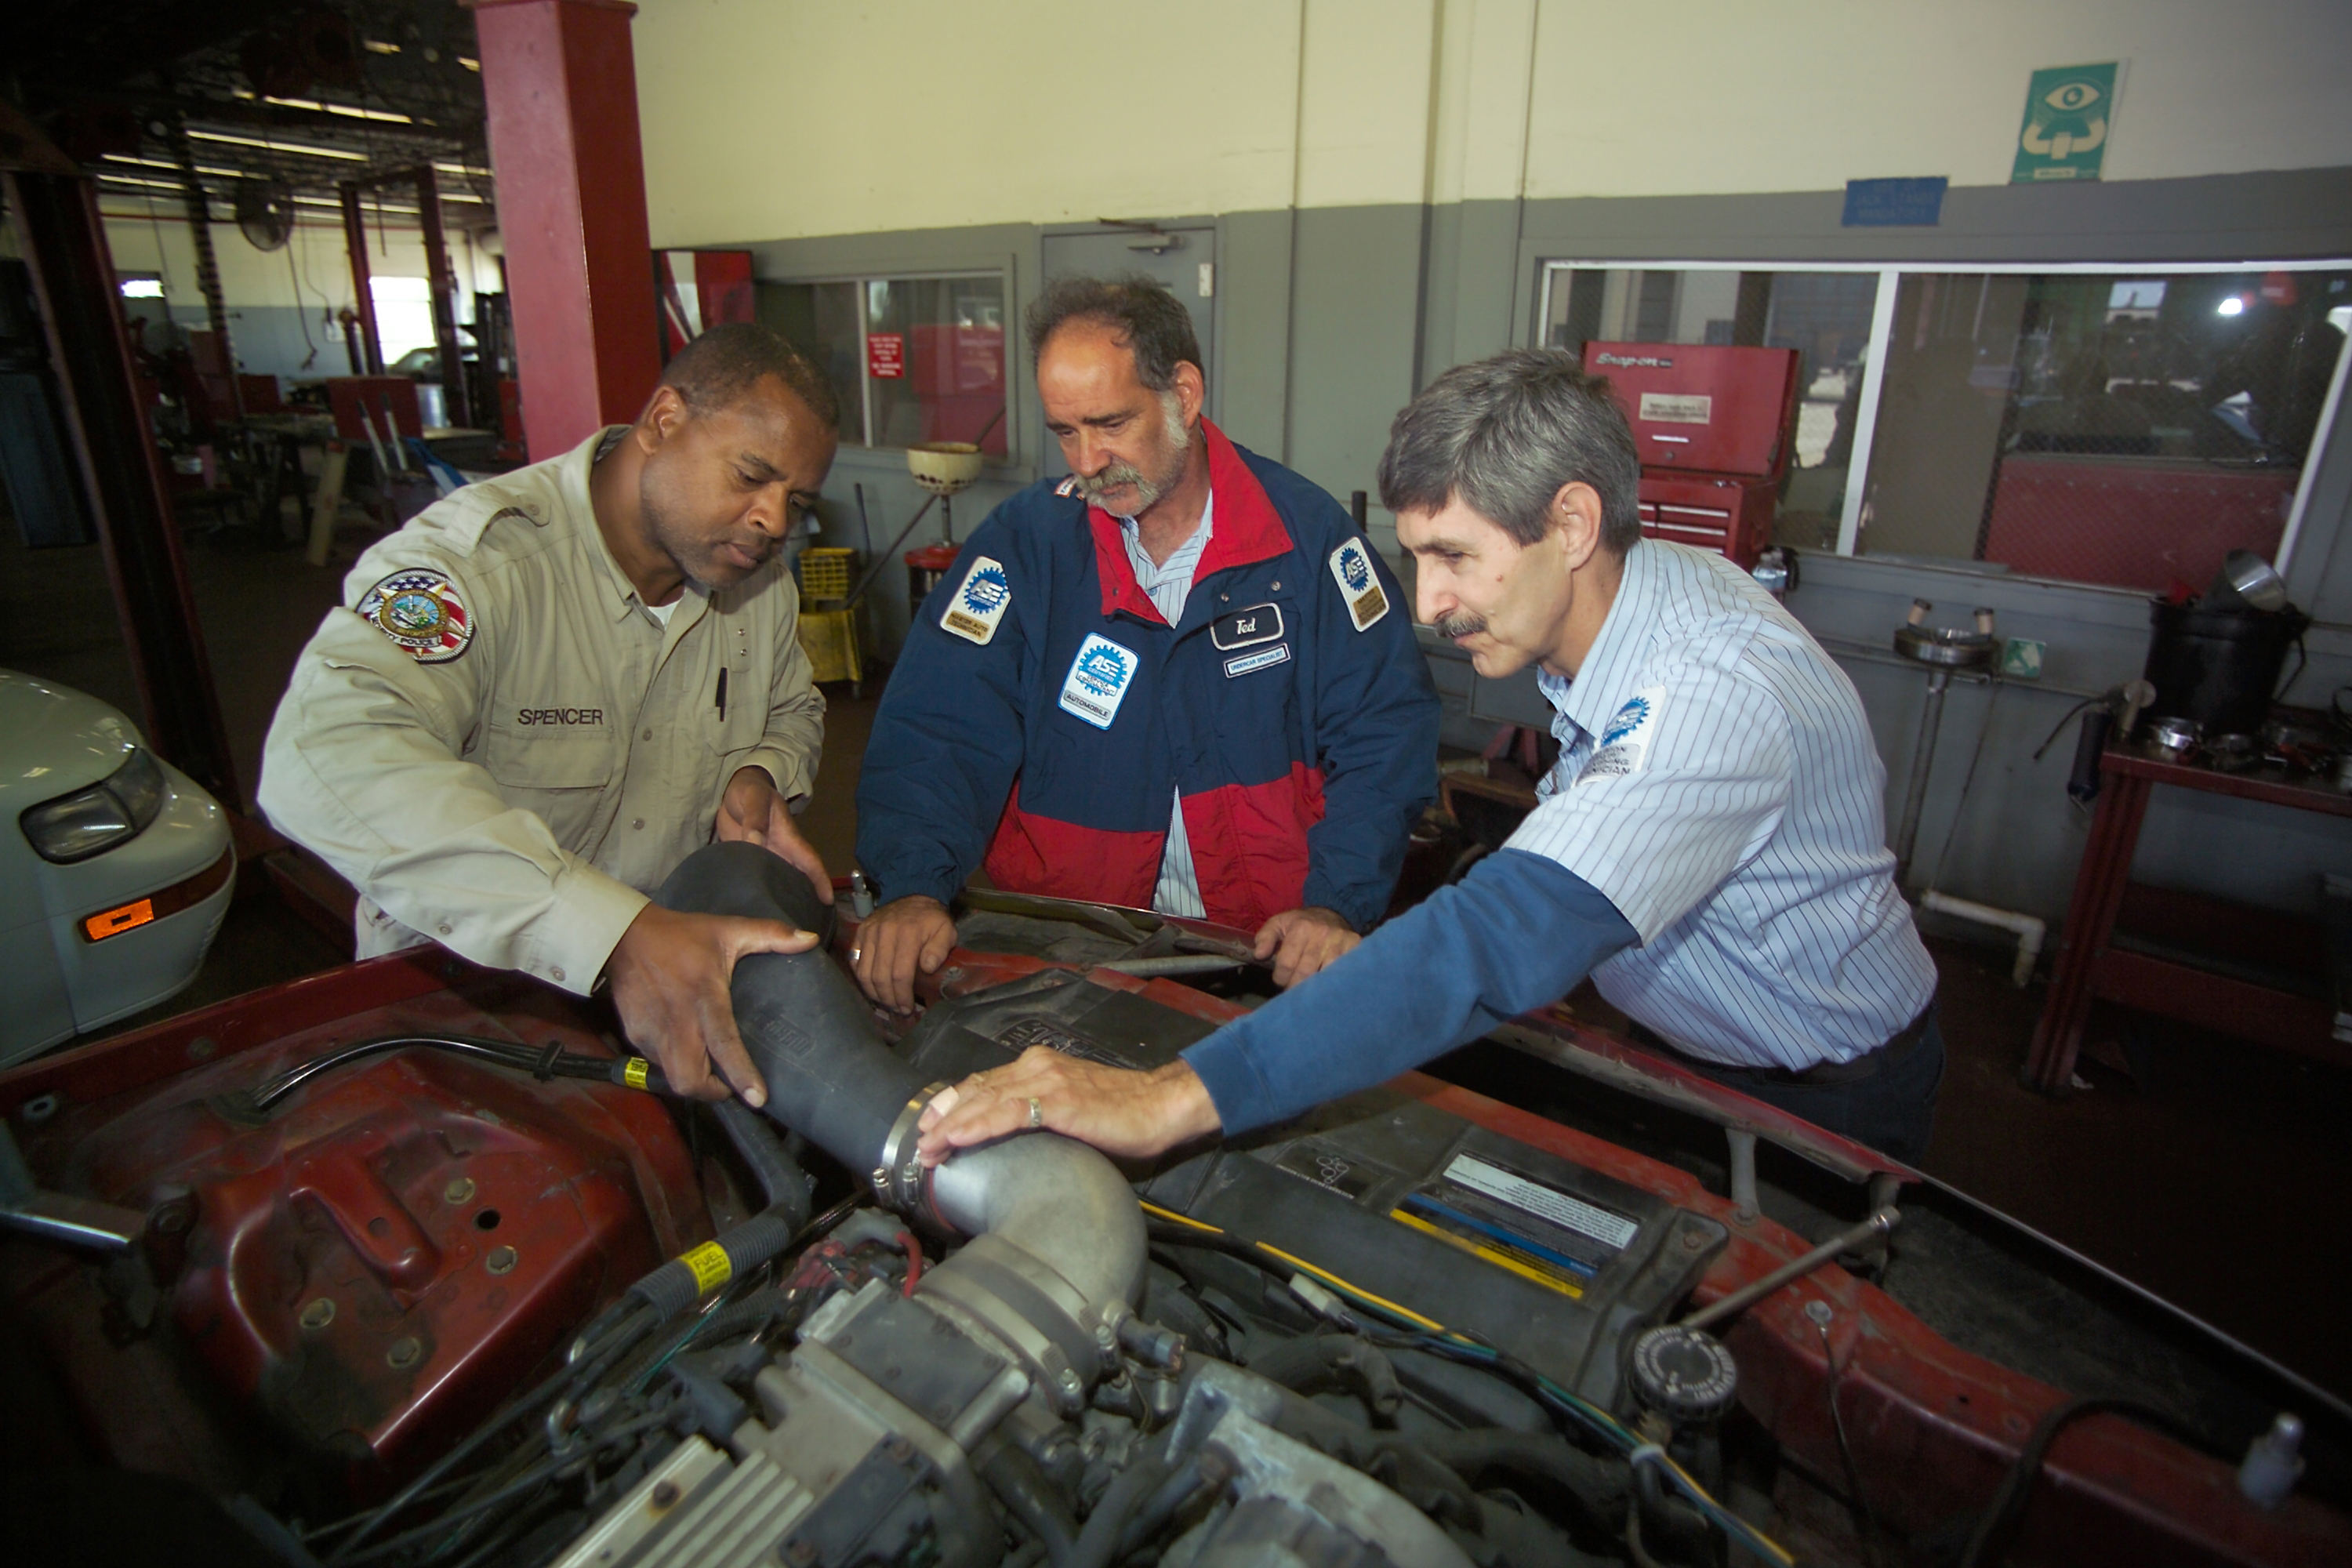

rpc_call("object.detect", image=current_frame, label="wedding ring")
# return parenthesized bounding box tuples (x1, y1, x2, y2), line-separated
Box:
(849, 948, 862, 963)
(1025, 1096, 1044, 1129)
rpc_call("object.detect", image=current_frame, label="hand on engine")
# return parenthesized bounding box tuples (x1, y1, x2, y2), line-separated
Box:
(605, 900, 817, 1105)
(914, 1047, 1222, 1164)
(714, 767, 834, 903)
(851, 894, 957, 1014)
(1252, 905, 1361, 989)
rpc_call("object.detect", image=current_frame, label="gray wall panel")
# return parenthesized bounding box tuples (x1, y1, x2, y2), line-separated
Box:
(1284, 204, 1427, 514)
(1217, 208, 1295, 462)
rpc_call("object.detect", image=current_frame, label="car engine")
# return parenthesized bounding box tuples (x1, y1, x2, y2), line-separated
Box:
(2, 844, 1794, 1568)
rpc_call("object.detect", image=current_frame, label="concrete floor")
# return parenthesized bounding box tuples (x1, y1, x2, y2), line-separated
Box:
(6, 510, 2350, 1403)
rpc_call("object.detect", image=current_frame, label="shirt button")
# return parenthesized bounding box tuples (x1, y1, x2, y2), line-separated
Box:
(437, 922, 452, 936)
(631, 817, 645, 829)
(642, 728, 653, 740)
(550, 966, 565, 983)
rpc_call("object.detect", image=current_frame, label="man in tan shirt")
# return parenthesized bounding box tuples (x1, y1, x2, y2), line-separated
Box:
(261, 325, 837, 1108)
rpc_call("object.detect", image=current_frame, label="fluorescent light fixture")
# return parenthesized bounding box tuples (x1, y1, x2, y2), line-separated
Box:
(2217, 296, 2246, 317)
(187, 129, 368, 162)
(118, 278, 165, 299)
(431, 162, 494, 179)
(260, 95, 416, 125)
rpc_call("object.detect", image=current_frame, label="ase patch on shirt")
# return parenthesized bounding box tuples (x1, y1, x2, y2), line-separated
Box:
(941, 556, 1012, 644)
(1577, 685, 1664, 785)
(358, 568, 473, 663)
(1058, 633, 1138, 729)
(1327, 539, 1389, 631)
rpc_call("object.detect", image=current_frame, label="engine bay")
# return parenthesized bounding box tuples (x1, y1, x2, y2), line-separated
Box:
(4, 845, 2347, 1568)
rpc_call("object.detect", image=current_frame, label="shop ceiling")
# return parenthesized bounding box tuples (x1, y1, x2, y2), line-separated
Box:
(9, 0, 494, 233)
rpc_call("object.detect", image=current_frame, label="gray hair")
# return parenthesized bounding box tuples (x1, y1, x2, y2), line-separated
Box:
(1377, 348, 1641, 552)
(1025, 274, 1203, 392)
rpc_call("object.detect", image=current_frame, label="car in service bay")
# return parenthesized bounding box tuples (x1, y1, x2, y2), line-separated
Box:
(1, 668, 234, 1064)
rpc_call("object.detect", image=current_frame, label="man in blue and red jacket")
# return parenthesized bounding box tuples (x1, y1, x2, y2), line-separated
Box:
(852, 277, 1439, 1011)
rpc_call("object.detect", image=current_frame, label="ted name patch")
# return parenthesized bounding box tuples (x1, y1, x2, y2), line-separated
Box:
(941, 556, 1012, 644)
(1327, 539, 1389, 631)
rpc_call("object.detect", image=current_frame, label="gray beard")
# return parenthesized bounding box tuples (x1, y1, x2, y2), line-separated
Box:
(1074, 393, 1190, 515)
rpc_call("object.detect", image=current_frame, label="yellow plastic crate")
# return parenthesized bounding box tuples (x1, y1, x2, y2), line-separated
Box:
(796, 604, 864, 691)
(798, 546, 855, 605)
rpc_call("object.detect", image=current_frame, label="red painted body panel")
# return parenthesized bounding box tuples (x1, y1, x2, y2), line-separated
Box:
(2, 956, 705, 1490)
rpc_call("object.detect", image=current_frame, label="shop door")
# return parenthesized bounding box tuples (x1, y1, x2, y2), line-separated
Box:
(1036, 226, 1216, 478)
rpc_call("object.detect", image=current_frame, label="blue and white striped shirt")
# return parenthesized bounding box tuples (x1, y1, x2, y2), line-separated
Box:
(1507, 539, 1936, 1069)
(1117, 496, 1214, 920)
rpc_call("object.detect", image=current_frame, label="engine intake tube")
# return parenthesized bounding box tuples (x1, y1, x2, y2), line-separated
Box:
(655, 843, 925, 1175)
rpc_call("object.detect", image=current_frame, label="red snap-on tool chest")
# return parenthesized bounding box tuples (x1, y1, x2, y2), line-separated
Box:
(1582, 343, 1800, 568)
(1635, 473, 1780, 565)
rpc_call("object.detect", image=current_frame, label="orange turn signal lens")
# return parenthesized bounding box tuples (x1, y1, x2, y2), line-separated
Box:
(84, 898, 158, 942)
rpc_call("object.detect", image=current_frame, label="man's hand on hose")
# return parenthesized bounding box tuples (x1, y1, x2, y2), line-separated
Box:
(606, 901, 818, 1105)
(1253, 905, 1360, 989)
(914, 1046, 1221, 1164)
(715, 767, 835, 902)
(851, 894, 957, 1014)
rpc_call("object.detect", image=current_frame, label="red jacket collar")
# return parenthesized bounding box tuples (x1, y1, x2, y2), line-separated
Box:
(1087, 419, 1294, 622)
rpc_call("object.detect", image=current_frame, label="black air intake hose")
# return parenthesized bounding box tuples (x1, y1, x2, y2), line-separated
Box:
(655, 842, 925, 1175)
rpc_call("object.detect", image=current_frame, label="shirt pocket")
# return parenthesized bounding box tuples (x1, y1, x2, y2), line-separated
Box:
(480, 719, 619, 846)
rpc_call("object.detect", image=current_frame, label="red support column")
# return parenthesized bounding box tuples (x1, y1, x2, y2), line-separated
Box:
(339, 182, 385, 376)
(471, 0, 661, 460)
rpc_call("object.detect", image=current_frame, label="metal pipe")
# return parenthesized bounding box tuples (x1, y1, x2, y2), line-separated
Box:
(1725, 1129, 1759, 1225)
(655, 843, 1145, 1327)
(1919, 889, 2045, 988)
(1679, 1207, 1900, 1331)
(1891, 668, 1951, 884)
(1100, 955, 1245, 978)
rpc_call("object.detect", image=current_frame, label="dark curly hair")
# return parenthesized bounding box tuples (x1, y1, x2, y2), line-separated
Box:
(1024, 274, 1203, 390)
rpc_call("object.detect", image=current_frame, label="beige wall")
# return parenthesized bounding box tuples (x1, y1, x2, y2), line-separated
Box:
(635, 0, 2352, 246)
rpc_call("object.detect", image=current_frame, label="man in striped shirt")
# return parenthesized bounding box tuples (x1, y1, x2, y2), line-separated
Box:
(916, 349, 1944, 1166)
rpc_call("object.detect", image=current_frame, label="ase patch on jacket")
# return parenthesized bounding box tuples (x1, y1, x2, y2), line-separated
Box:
(1327, 539, 1388, 631)
(1058, 633, 1138, 729)
(941, 556, 1012, 644)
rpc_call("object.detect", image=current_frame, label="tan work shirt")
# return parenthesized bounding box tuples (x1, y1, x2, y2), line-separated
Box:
(259, 427, 824, 993)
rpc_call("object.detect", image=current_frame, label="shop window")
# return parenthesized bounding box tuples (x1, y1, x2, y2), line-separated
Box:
(1859, 267, 2350, 593)
(1537, 259, 2352, 591)
(1541, 265, 1881, 551)
(759, 271, 1008, 457)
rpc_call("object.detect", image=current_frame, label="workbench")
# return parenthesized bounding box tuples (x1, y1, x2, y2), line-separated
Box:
(2024, 735, 2352, 1093)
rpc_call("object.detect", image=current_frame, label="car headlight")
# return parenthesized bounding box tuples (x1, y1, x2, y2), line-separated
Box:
(20, 747, 170, 864)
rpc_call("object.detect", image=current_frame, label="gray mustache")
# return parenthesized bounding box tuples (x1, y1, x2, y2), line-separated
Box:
(1432, 611, 1486, 639)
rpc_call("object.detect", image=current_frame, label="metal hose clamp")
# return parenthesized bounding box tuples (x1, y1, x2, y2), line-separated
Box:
(872, 1082, 950, 1214)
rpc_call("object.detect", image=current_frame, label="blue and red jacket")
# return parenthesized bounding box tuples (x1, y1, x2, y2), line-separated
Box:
(855, 421, 1439, 934)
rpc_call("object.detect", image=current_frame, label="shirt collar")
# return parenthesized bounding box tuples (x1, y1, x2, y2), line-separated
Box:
(1088, 419, 1290, 621)
(1540, 539, 1661, 739)
(1117, 490, 1215, 593)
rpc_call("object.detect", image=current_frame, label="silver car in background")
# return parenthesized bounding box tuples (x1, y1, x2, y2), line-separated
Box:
(2, 669, 234, 1065)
